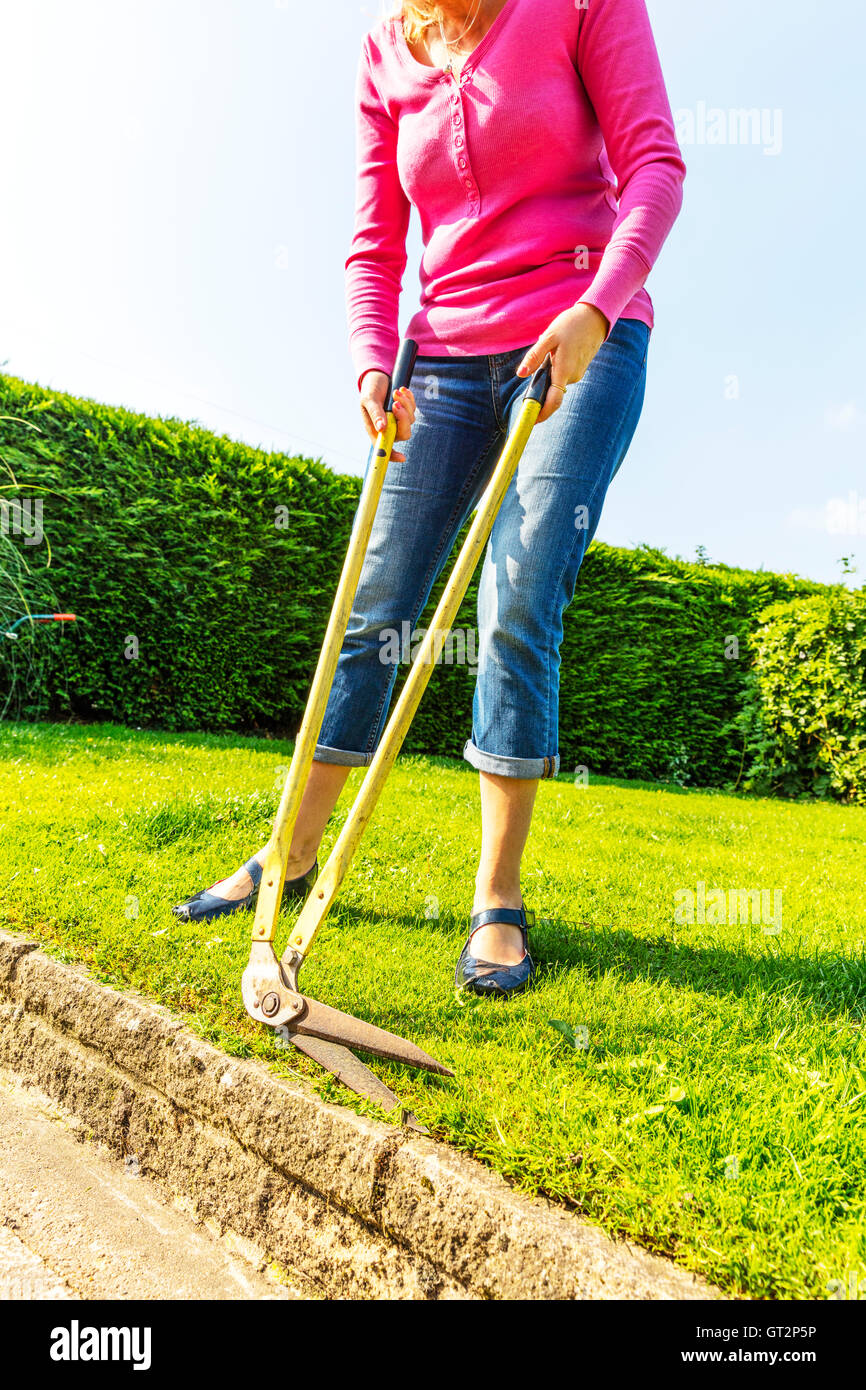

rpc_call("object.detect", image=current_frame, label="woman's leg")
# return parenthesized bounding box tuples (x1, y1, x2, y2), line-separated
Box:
(314, 360, 504, 769)
(205, 355, 505, 902)
(466, 319, 651, 962)
(210, 761, 350, 901)
(470, 772, 539, 969)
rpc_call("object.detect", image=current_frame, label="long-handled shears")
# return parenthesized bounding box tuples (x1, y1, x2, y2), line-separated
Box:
(242, 343, 553, 1122)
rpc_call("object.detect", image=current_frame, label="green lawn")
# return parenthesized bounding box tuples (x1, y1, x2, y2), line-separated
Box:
(1, 721, 864, 1300)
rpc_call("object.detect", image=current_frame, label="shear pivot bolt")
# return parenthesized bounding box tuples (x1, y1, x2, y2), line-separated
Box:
(261, 992, 281, 1017)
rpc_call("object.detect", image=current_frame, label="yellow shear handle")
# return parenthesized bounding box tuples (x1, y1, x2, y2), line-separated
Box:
(283, 358, 552, 964)
(252, 342, 418, 943)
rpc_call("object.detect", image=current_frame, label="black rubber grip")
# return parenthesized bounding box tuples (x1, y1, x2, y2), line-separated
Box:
(385, 339, 419, 413)
(524, 353, 553, 406)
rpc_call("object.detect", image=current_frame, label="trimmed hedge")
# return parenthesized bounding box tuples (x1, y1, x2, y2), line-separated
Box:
(733, 592, 866, 803)
(0, 371, 846, 791)
(0, 375, 362, 731)
(403, 543, 830, 787)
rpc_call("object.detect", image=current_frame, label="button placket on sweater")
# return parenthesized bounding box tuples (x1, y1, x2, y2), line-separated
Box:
(444, 72, 479, 215)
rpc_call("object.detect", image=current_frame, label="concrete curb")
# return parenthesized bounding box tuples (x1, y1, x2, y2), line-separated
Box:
(0, 931, 718, 1300)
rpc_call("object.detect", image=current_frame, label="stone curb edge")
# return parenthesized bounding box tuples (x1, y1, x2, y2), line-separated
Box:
(0, 931, 719, 1301)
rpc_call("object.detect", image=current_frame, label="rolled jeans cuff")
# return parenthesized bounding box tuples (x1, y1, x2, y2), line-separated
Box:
(463, 740, 559, 780)
(313, 742, 373, 768)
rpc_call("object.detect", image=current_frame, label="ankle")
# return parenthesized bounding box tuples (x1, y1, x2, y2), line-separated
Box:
(286, 846, 318, 879)
(473, 878, 522, 911)
(258, 840, 318, 874)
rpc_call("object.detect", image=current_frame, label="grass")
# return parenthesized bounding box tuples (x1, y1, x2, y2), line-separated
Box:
(1, 720, 864, 1300)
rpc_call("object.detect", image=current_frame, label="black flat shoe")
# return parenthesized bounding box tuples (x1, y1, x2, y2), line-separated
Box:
(171, 856, 318, 924)
(454, 905, 536, 998)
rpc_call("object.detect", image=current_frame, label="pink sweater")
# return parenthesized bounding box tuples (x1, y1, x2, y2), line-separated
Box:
(346, 0, 686, 387)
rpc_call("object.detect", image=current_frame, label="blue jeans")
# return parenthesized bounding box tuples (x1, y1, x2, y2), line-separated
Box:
(316, 316, 650, 779)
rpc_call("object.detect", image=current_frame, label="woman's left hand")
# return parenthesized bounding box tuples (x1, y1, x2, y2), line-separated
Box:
(515, 304, 610, 422)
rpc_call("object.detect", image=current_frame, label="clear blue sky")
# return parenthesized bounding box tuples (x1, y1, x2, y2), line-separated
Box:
(2, 0, 863, 586)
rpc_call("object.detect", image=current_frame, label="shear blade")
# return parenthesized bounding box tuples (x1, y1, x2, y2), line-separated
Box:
(291, 995, 453, 1077)
(289, 1034, 429, 1134)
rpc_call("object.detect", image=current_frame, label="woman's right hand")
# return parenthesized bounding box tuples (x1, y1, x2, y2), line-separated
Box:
(359, 369, 416, 462)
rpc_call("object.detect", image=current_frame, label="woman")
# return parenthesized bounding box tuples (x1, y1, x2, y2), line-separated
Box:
(174, 0, 685, 998)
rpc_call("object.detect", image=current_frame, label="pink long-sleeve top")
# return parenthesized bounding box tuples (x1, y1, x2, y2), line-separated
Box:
(346, 0, 686, 388)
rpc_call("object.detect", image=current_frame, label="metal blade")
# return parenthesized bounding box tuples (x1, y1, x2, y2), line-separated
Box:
(289, 1034, 429, 1134)
(291, 995, 453, 1077)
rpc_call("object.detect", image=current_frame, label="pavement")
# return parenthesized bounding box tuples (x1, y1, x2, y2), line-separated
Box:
(0, 1077, 302, 1300)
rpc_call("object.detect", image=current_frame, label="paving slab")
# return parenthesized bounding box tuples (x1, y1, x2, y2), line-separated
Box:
(0, 1077, 301, 1299)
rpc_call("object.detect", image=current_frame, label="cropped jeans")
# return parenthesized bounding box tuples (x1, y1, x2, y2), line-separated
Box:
(315, 316, 650, 779)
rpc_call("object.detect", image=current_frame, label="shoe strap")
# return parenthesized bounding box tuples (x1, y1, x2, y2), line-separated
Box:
(467, 956, 526, 970)
(469, 906, 534, 933)
(240, 857, 316, 891)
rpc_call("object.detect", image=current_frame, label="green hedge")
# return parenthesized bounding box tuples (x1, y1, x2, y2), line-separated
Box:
(0, 375, 362, 732)
(0, 372, 844, 790)
(402, 542, 829, 786)
(732, 592, 866, 803)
